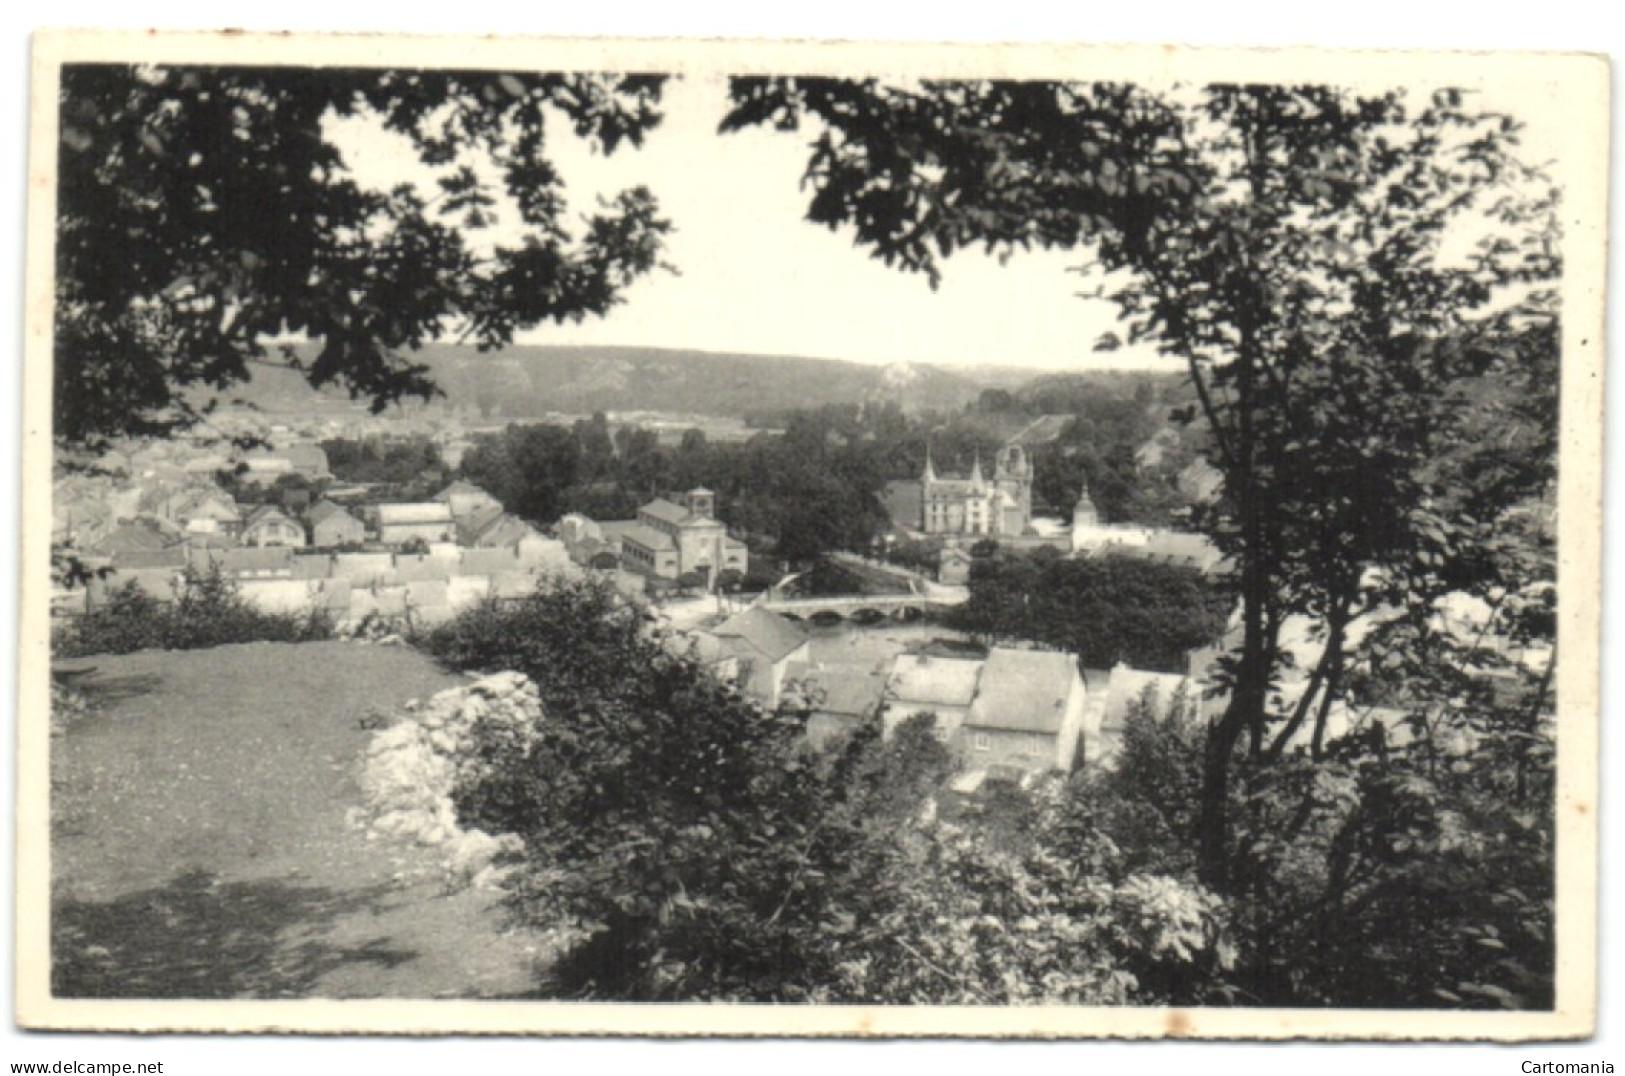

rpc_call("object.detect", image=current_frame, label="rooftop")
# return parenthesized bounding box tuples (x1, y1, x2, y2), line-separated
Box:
(886, 653, 984, 708)
(377, 502, 454, 525)
(965, 648, 1082, 734)
(782, 662, 888, 718)
(711, 606, 809, 664)
(619, 523, 676, 553)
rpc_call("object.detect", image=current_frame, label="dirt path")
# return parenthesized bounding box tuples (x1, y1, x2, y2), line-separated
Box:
(51, 640, 554, 999)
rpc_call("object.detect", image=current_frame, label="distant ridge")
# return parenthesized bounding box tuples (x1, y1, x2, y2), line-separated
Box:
(210, 343, 1014, 420)
(203, 342, 1184, 422)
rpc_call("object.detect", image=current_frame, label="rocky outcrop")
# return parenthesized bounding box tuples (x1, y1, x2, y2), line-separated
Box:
(354, 671, 539, 890)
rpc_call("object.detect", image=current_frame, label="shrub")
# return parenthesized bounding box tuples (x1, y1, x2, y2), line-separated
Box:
(418, 576, 1236, 1003)
(54, 566, 334, 657)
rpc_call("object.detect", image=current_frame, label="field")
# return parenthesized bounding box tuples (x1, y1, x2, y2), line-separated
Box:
(50, 640, 554, 999)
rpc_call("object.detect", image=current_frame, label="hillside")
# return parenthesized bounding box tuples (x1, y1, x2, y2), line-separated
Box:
(210, 343, 1006, 420)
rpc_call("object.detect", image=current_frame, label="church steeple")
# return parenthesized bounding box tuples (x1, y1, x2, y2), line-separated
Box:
(970, 450, 986, 490)
(923, 442, 937, 484)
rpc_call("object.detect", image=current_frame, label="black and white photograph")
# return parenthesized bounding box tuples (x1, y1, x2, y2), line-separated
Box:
(11, 26, 1609, 1046)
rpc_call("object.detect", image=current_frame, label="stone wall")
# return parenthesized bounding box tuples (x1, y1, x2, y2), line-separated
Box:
(351, 671, 541, 889)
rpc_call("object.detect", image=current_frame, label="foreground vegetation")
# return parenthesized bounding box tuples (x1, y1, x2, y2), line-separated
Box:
(412, 576, 1552, 1006)
(55, 566, 335, 658)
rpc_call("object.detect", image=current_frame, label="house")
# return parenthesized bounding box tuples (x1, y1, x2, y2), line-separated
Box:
(52, 492, 114, 547)
(882, 653, 984, 743)
(108, 546, 189, 571)
(960, 648, 1090, 775)
(171, 487, 241, 537)
(611, 489, 748, 589)
(435, 479, 502, 521)
(919, 444, 1033, 537)
(390, 554, 454, 585)
(194, 546, 297, 580)
(457, 507, 553, 556)
(307, 500, 366, 549)
(1092, 663, 1200, 769)
(330, 552, 397, 585)
(455, 503, 507, 546)
(236, 454, 296, 486)
(782, 662, 889, 750)
(86, 517, 183, 557)
(703, 605, 811, 708)
(937, 545, 975, 586)
(86, 568, 184, 610)
(240, 504, 308, 548)
(376, 502, 456, 546)
(284, 442, 331, 481)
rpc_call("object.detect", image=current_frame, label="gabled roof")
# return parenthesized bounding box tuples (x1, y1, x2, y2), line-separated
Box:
(329, 552, 395, 580)
(1099, 665, 1195, 733)
(405, 579, 450, 608)
(391, 555, 454, 584)
(455, 503, 507, 544)
(639, 498, 694, 527)
(619, 523, 676, 552)
(460, 547, 525, 578)
(782, 662, 888, 718)
(310, 578, 352, 610)
(489, 572, 537, 599)
(242, 503, 296, 529)
(435, 479, 495, 501)
(206, 546, 296, 574)
(290, 554, 335, 580)
(711, 606, 809, 664)
(377, 502, 454, 525)
(965, 648, 1082, 734)
(886, 653, 983, 708)
(93, 568, 182, 604)
(109, 547, 189, 571)
(306, 499, 357, 526)
(89, 517, 182, 555)
(284, 443, 330, 473)
(597, 520, 641, 543)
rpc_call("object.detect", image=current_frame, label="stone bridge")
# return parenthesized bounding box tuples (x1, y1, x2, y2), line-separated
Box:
(754, 591, 932, 623)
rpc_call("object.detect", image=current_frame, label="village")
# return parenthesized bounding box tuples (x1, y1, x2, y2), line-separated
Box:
(49, 402, 1510, 801)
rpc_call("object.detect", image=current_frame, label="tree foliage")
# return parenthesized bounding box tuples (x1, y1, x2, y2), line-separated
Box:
(56, 64, 671, 444)
(952, 551, 1232, 672)
(419, 577, 1234, 1001)
(725, 76, 1560, 886)
(55, 565, 335, 656)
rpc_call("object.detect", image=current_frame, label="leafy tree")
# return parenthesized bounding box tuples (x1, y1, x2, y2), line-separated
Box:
(952, 551, 1230, 672)
(56, 64, 670, 444)
(725, 77, 1559, 887)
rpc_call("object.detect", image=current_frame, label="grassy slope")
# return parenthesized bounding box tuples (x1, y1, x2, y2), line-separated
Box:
(51, 640, 552, 999)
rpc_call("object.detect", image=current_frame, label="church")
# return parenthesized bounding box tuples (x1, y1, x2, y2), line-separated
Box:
(919, 443, 1034, 537)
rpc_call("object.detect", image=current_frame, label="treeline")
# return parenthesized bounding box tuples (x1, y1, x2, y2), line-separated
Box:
(949, 549, 1233, 672)
(320, 437, 453, 503)
(456, 383, 1205, 561)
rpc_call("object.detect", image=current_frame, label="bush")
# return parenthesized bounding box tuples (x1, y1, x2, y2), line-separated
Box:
(54, 566, 334, 657)
(417, 575, 1237, 1003)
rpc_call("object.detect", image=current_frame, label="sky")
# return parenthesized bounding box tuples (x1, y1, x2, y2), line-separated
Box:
(331, 64, 1571, 376)
(335, 72, 1165, 373)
